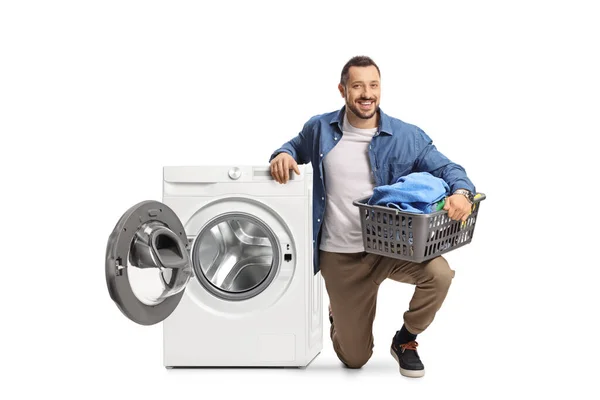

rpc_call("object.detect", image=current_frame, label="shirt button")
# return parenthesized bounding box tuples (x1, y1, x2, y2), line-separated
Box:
(321, 197, 325, 200)
(317, 218, 321, 222)
(334, 137, 338, 141)
(320, 153, 323, 157)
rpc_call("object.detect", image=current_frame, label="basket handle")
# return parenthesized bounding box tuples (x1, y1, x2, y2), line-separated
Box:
(472, 192, 486, 203)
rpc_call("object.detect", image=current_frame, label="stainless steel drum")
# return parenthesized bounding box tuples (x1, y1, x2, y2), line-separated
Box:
(191, 213, 280, 301)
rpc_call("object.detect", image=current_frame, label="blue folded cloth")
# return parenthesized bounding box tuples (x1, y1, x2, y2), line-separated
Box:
(367, 172, 450, 214)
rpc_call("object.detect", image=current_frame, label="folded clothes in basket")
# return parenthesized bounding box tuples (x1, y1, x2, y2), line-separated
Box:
(367, 172, 450, 214)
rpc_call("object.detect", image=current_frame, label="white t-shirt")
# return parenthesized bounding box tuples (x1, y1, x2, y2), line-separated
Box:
(319, 113, 377, 252)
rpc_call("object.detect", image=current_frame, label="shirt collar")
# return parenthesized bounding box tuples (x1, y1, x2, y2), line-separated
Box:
(329, 106, 393, 135)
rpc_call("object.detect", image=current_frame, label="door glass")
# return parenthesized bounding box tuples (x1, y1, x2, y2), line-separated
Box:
(128, 222, 191, 305)
(192, 214, 279, 299)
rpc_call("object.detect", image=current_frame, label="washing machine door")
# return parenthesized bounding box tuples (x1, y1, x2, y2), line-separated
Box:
(105, 201, 192, 325)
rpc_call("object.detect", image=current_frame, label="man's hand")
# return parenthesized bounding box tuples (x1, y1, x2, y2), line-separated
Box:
(270, 152, 300, 184)
(443, 194, 472, 221)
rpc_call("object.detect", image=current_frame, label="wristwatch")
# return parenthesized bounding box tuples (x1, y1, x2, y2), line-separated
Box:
(453, 189, 474, 204)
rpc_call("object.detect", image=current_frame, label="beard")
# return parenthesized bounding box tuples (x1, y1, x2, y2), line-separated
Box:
(346, 97, 379, 120)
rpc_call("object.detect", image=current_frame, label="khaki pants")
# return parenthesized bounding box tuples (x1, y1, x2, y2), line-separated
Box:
(319, 250, 455, 368)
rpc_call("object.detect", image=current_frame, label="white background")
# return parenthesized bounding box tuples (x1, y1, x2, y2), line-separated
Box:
(1, 0, 599, 398)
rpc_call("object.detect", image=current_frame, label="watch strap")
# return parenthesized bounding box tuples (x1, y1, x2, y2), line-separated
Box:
(453, 189, 474, 204)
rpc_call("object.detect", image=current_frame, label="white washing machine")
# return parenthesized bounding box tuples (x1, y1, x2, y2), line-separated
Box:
(106, 165, 323, 367)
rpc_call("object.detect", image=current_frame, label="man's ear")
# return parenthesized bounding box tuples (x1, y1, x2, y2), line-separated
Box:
(338, 83, 345, 98)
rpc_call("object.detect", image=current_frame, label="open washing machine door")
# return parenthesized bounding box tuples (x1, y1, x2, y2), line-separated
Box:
(105, 201, 192, 325)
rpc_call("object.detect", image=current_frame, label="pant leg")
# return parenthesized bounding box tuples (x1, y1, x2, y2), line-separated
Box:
(367, 254, 455, 335)
(319, 250, 388, 368)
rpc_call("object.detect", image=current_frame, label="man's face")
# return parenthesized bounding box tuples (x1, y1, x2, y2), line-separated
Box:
(339, 65, 381, 120)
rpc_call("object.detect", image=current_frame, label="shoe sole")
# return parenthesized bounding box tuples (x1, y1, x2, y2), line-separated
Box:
(390, 347, 425, 378)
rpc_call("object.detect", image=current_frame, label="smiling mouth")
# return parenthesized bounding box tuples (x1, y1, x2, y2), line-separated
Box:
(358, 100, 375, 110)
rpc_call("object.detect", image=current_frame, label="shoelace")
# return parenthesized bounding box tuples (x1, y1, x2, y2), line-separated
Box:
(400, 341, 419, 352)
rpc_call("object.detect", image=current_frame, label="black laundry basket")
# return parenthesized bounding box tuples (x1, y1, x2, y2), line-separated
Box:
(352, 193, 486, 263)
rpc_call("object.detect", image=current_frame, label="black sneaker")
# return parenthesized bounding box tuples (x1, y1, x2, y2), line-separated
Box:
(390, 340, 425, 378)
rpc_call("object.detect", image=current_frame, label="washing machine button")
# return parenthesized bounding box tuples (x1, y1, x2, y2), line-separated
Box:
(228, 167, 242, 180)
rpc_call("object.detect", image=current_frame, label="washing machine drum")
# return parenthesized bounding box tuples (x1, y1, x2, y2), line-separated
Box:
(191, 213, 280, 301)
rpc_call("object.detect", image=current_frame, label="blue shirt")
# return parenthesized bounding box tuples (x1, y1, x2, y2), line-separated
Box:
(269, 106, 476, 274)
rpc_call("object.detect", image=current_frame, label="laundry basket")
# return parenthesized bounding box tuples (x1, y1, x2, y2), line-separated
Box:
(352, 193, 486, 263)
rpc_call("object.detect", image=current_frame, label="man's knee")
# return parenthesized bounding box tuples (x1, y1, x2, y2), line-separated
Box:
(422, 256, 455, 288)
(334, 334, 373, 369)
(339, 350, 372, 369)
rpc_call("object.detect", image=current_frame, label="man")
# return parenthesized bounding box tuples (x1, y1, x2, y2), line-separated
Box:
(269, 56, 476, 378)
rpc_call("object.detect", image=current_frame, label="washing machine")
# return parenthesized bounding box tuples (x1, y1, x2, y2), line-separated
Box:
(105, 165, 323, 367)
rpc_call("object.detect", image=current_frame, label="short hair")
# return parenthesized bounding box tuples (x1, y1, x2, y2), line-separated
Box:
(340, 56, 381, 86)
